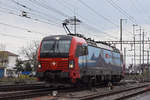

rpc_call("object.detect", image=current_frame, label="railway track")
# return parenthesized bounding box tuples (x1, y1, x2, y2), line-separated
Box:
(78, 83, 150, 100)
(114, 87, 149, 100)
(0, 82, 46, 91)
(1, 81, 149, 100)
(0, 84, 80, 100)
(0, 88, 55, 100)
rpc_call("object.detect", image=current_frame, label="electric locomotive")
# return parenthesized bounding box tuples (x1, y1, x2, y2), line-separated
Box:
(36, 34, 123, 85)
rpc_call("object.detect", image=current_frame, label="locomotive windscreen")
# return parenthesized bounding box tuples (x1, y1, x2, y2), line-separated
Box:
(40, 40, 71, 58)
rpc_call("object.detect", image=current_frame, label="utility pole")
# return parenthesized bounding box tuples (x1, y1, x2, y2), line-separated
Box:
(124, 47, 126, 69)
(147, 51, 150, 78)
(142, 30, 145, 65)
(133, 24, 138, 69)
(147, 51, 149, 65)
(139, 27, 142, 65)
(120, 19, 126, 51)
(74, 16, 76, 34)
(135, 27, 142, 65)
(120, 19, 122, 51)
(134, 37, 136, 65)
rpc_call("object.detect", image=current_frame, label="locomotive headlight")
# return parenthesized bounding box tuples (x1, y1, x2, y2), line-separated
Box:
(69, 60, 74, 69)
(38, 64, 42, 69)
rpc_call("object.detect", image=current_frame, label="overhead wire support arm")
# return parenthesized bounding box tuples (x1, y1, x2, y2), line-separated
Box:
(62, 22, 72, 35)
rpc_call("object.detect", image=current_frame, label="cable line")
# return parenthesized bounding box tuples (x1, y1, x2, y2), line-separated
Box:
(0, 32, 36, 40)
(82, 22, 119, 40)
(78, 0, 119, 28)
(28, 0, 70, 18)
(105, 0, 137, 24)
(0, 6, 58, 27)
(55, 0, 119, 40)
(0, 22, 47, 35)
(11, 0, 62, 21)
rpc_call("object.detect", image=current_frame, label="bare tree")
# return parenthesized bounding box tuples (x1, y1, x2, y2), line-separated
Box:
(20, 41, 40, 71)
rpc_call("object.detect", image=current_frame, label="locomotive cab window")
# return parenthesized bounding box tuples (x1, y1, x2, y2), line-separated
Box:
(41, 40, 71, 53)
(40, 39, 71, 58)
(76, 45, 88, 57)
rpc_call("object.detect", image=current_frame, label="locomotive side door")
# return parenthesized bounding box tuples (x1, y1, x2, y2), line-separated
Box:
(82, 45, 88, 68)
(76, 44, 88, 75)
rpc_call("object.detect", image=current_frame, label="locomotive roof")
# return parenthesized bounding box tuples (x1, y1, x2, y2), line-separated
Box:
(42, 35, 120, 53)
(95, 43, 120, 53)
(43, 35, 72, 41)
(85, 37, 120, 53)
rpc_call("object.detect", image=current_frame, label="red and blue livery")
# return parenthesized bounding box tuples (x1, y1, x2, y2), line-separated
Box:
(37, 35, 123, 85)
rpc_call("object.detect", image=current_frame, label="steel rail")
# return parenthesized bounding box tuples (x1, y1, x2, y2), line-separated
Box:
(79, 83, 150, 100)
(0, 83, 46, 91)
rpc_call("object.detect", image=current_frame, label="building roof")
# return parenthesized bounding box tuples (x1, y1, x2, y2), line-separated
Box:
(0, 51, 18, 57)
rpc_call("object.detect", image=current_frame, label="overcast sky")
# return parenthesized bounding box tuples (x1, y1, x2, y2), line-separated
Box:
(0, 0, 150, 65)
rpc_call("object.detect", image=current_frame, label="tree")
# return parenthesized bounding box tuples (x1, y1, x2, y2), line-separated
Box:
(20, 40, 40, 71)
(15, 58, 24, 72)
(24, 61, 32, 72)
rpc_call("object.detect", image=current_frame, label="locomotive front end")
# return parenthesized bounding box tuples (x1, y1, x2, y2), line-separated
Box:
(37, 35, 75, 83)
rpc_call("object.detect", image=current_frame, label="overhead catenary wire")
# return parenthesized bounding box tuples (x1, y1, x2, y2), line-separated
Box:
(11, 0, 31, 11)
(105, 0, 137, 24)
(77, 0, 135, 40)
(28, 0, 70, 18)
(0, 1, 66, 39)
(10, 0, 62, 22)
(0, 32, 38, 40)
(0, 6, 60, 28)
(78, 0, 119, 28)
(0, 0, 140, 41)
(0, 7, 64, 37)
(82, 22, 119, 40)
(28, 0, 118, 40)
(55, 0, 119, 40)
(0, 21, 47, 36)
(10, 0, 120, 40)
(130, 0, 150, 25)
(104, 0, 145, 41)
(0, 0, 63, 26)
(55, 0, 74, 14)
(110, 0, 136, 22)
(9, 0, 65, 34)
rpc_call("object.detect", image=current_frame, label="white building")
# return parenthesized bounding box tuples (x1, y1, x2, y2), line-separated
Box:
(0, 51, 18, 77)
